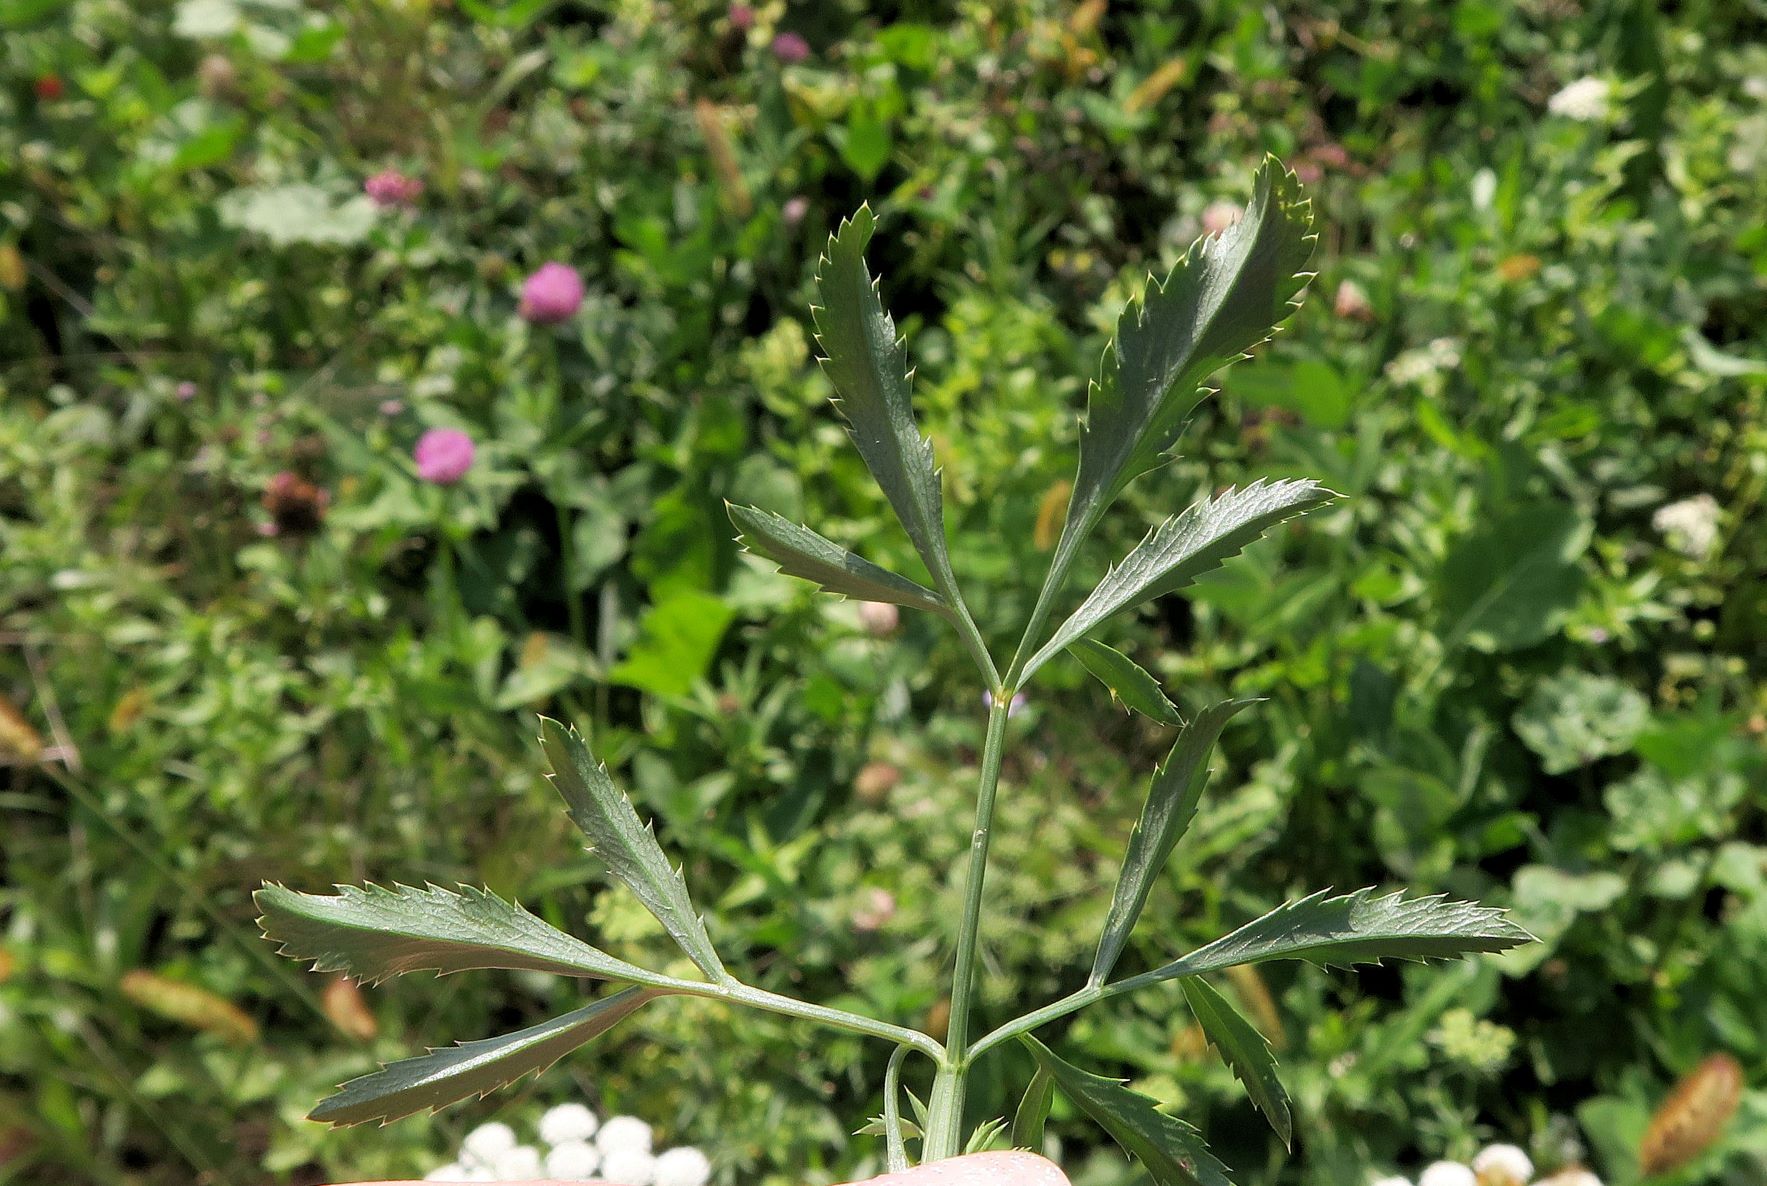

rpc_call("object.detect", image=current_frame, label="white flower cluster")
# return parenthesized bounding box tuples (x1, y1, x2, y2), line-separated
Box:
(424, 1106, 711, 1185)
(1651, 493, 1721, 559)
(1384, 337, 1463, 395)
(1546, 77, 1612, 121)
(1373, 1143, 1603, 1186)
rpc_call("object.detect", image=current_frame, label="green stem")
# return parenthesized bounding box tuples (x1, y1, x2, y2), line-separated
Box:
(944, 600, 1002, 691)
(969, 985, 1104, 1061)
(642, 973, 946, 1062)
(922, 692, 1014, 1159)
(883, 1045, 911, 1172)
(1005, 512, 1094, 686)
(556, 498, 589, 655)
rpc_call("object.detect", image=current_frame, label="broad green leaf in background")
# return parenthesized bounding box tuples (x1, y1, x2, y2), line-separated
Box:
(1070, 639, 1185, 726)
(1439, 500, 1590, 652)
(727, 503, 948, 615)
(1041, 158, 1316, 588)
(1499, 865, 1628, 975)
(1130, 888, 1531, 983)
(813, 206, 960, 601)
(1179, 977, 1292, 1147)
(309, 988, 657, 1126)
(606, 590, 734, 699)
(1090, 699, 1256, 985)
(1023, 1038, 1235, 1186)
(255, 882, 656, 986)
(1512, 670, 1651, 774)
(539, 720, 727, 981)
(1011, 1065, 1056, 1152)
(1027, 479, 1332, 676)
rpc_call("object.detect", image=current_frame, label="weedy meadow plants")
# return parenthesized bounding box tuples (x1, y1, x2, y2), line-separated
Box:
(256, 160, 1532, 1183)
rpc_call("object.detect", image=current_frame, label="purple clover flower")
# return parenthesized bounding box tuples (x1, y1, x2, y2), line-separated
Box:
(518, 262, 585, 324)
(364, 169, 424, 208)
(770, 32, 810, 64)
(413, 427, 475, 485)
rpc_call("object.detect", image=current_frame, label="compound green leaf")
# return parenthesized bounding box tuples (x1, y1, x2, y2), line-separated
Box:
(813, 205, 958, 598)
(540, 719, 726, 982)
(1180, 977, 1292, 1148)
(1070, 639, 1184, 726)
(310, 988, 657, 1126)
(1023, 1038, 1235, 1186)
(727, 503, 947, 615)
(1133, 889, 1533, 984)
(255, 882, 656, 986)
(1028, 479, 1332, 677)
(1042, 158, 1315, 588)
(1089, 699, 1255, 985)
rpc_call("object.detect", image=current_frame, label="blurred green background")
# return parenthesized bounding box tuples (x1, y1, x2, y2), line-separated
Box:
(1, 1, 1763, 1184)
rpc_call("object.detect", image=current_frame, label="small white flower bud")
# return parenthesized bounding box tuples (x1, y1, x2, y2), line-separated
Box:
(460, 1122, 517, 1168)
(1473, 1143, 1534, 1185)
(539, 1102, 600, 1147)
(654, 1146, 712, 1186)
(1420, 1163, 1478, 1186)
(1538, 1172, 1602, 1186)
(597, 1115, 654, 1155)
(602, 1148, 657, 1185)
(491, 1144, 542, 1180)
(422, 1166, 473, 1183)
(544, 1140, 601, 1180)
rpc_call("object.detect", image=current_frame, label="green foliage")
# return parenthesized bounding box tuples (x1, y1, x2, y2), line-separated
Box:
(1089, 699, 1255, 985)
(1027, 479, 1334, 676)
(256, 882, 651, 986)
(539, 719, 725, 981)
(309, 989, 658, 1127)
(1052, 159, 1314, 567)
(1023, 1037, 1234, 1186)
(813, 205, 960, 604)
(1068, 640, 1185, 726)
(728, 503, 947, 615)
(1179, 977, 1291, 1148)
(1145, 889, 1532, 979)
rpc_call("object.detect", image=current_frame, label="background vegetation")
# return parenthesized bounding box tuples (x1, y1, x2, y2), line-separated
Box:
(1, 1, 1762, 1184)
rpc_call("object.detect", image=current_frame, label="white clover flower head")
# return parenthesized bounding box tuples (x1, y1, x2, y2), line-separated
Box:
(1386, 337, 1463, 396)
(1538, 1172, 1602, 1186)
(1419, 1163, 1479, 1186)
(539, 1102, 600, 1147)
(1372, 1177, 1415, 1186)
(460, 1122, 518, 1169)
(654, 1146, 713, 1186)
(1652, 494, 1721, 558)
(1473, 1143, 1534, 1184)
(1547, 77, 1611, 120)
(491, 1144, 543, 1181)
(597, 1115, 655, 1155)
(1471, 167, 1498, 211)
(545, 1140, 602, 1181)
(603, 1147, 658, 1185)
